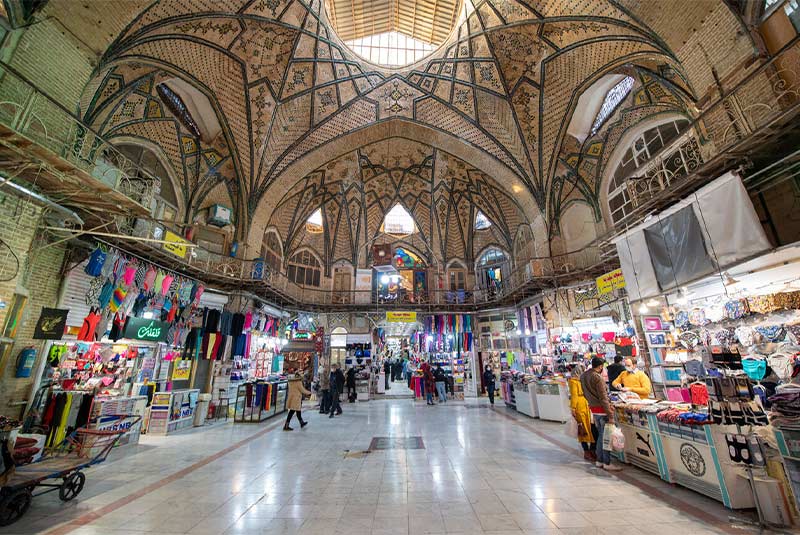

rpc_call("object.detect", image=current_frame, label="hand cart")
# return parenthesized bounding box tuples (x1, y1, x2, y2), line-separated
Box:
(0, 414, 141, 526)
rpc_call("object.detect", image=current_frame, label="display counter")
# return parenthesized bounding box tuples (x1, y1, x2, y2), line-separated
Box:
(512, 380, 537, 418)
(535, 380, 569, 422)
(234, 380, 288, 423)
(87, 395, 148, 455)
(500, 379, 515, 408)
(612, 403, 756, 510)
(356, 378, 370, 401)
(147, 389, 199, 435)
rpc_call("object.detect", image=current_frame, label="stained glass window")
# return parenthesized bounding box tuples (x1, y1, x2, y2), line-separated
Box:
(590, 76, 635, 136)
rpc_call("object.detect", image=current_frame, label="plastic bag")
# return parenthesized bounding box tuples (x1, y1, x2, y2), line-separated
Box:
(602, 423, 614, 451)
(565, 417, 578, 439)
(611, 426, 625, 452)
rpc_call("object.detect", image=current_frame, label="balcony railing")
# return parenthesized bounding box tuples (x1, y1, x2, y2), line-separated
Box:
(0, 61, 158, 211)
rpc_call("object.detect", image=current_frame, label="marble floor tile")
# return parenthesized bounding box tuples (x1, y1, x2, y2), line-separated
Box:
(3, 400, 765, 535)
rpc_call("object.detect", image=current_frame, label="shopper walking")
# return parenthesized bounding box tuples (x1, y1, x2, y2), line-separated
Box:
(318, 364, 331, 414)
(284, 373, 311, 431)
(383, 359, 391, 390)
(580, 357, 621, 472)
(346, 366, 357, 402)
(483, 365, 496, 405)
(434, 364, 448, 403)
(329, 364, 345, 418)
(422, 362, 435, 405)
(567, 363, 596, 462)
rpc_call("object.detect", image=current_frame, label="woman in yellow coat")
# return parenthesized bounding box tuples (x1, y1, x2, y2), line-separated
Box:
(284, 372, 312, 431)
(568, 363, 596, 462)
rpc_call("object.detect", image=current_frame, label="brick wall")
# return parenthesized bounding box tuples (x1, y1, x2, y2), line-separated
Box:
(0, 190, 66, 418)
(6, 19, 94, 110)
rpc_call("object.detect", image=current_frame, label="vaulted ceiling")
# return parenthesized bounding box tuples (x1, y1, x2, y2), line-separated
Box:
(76, 0, 754, 261)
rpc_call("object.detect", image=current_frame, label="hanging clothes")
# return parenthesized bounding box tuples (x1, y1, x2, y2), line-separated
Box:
(77, 310, 101, 341)
(85, 248, 107, 277)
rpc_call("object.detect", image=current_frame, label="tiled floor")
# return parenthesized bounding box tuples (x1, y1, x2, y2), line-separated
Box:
(6, 399, 769, 535)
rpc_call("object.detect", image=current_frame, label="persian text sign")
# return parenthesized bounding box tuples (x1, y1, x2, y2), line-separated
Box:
(163, 231, 189, 258)
(596, 268, 626, 295)
(123, 317, 169, 342)
(386, 311, 417, 323)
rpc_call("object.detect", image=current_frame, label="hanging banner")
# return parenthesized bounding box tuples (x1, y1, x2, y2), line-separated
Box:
(122, 318, 170, 342)
(386, 311, 417, 323)
(354, 269, 372, 304)
(33, 308, 69, 340)
(163, 231, 189, 258)
(596, 268, 626, 295)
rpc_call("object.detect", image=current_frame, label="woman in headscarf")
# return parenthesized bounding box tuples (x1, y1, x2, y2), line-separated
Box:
(568, 362, 596, 461)
(421, 361, 435, 405)
(285, 371, 312, 431)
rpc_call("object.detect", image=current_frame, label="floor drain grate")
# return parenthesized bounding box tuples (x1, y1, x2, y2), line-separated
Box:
(368, 436, 425, 450)
(343, 450, 371, 459)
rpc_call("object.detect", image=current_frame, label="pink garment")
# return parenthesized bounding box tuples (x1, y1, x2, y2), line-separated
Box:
(194, 285, 204, 302)
(142, 267, 157, 291)
(123, 265, 136, 286)
(244, 312, 253, 331)
(161, 274, 174, 296)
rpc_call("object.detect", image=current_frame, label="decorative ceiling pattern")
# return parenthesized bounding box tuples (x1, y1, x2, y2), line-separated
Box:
(83, 66, 238, 222)
(268, 138, 528, 270)
(79, 0, 705, 247)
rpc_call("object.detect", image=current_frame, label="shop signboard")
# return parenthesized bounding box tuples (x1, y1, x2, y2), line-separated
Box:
(163, 230, 189, 258)
(33, 308, 69, 340)
(293, 330, 312, 340)
(122, 317, 169, 342)
(596, 268, 626, 295)
(386, 311, 417, 323)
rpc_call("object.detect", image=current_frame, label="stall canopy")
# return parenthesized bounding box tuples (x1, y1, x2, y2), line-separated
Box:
(612, 171, 770, 301)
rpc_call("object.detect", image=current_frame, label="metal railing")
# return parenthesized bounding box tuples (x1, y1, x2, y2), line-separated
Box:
(0, 61, 158, 209)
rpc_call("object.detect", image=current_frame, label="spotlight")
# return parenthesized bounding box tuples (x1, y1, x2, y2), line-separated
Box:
(525, 329, 531, 336)
(637, 303, 649, 314)
(381, 275, 390, 284)
(515, 329, 522, 336)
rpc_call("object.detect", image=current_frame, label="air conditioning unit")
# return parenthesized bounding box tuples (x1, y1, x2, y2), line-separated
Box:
(207, 204, 232, 227)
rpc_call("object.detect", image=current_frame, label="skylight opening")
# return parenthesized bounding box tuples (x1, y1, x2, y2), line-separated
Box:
(475, 210, 492, 230)
(347, 31, 434, 67)
(590, 76, 634, 136)
(382, 204, 416, 235)
(325, 0, 465, 68)
(306, 208, 323, 233)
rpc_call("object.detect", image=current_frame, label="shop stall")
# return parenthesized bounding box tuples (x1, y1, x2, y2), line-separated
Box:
(535, 377, 570, 422)
(234, 379, 288, 422)
(146, 389, 200, 435)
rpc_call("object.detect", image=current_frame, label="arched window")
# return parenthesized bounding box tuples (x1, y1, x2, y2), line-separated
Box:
(607, 118, 691, 224)
(591, 76, 634, 135)
(287, 250, 322, 287)
(261, 232, 282, 272)
(381, 204, 416, 236)
(477, 248, 508, 295)
(115, 143, 178, 221)
(475, 210, 492, 230)
(478, 248, 506, 267)
(306, 208, 324, 234)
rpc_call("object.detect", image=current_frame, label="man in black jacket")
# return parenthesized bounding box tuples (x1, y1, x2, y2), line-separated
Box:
(329, 364, 345, 418)
(606, 356, 625, 387)
(383, 358, 391, 390)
